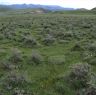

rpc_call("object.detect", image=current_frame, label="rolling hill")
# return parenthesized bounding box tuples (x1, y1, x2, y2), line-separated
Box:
(0, 4, 75, 11)
(0, 5, 12, 11)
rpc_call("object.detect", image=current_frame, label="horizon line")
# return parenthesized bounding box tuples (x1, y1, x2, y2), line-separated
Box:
(0, 3, 92, 10)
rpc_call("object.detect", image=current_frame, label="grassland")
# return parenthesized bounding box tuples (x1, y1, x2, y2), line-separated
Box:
(0, 9, 96, 95)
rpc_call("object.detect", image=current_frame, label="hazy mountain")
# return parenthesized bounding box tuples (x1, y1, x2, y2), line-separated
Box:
(0, 5, 12, 11)
(91, 7, 96, 11)
(0, 4, 75, 11)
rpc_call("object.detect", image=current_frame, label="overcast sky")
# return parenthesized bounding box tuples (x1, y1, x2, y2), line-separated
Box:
(0, 0, 96, 9)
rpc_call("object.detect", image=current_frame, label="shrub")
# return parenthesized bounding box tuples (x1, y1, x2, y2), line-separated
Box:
(54, 31, 73, 40)
(85, 86, 96, 95)
(68, 63, 91, 89)
(1, 61, 16, 70)
(23, 36, 38, 47)
(82, 51, 96, 65)
(42, 34, 55, 45)
(8, 48, 22, 63)
(0, 34, 4, 40)
(82, 51, 93, 61)
(7, 73, 26, 84)
(13, 88, 33, 95)
(63, 32, 73, 40)
(88, 58, 96, 65)
(4, 72, 29, 90)
(29, 51, 44, 65)
(78, 69, 96, 95)
(71, 43, 84, 51)
(79, 86, 96, 95)
(54, 31, 65, 40)
(86, 42, 96, 52)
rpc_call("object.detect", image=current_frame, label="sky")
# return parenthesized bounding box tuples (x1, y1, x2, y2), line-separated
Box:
(0, 0, 96, 9)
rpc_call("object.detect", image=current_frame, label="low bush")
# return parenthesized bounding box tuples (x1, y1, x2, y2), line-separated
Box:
(8, 48, 23, 64)
(13, 88, 33, 95)
(29, 51, 44, 65)
(86, 42, 96, 53)
(54, 31, 73, 40)
(71, 43, 84, 51)
(82, 51, 93, 61)
(88, 58, 96, 66)
(1, 61, 16, 70)
(23, 36, 38, 47)
(68, 63, 91, 89)
(4, 72, 29, 90)
(79, 86, 96, 95)
(82, 51, 96, 65)
(42, 34, 55, 45)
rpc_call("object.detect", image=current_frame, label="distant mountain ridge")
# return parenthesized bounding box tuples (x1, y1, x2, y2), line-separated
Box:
(0, 4, 75, 11)
(91, 7, 96, 11)
(0, 5, 12, 11)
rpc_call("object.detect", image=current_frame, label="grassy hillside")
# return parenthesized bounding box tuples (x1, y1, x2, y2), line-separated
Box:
(54, 9, 96, 15)
(0, 10, 96, 95)
(0, 8, 50, 16)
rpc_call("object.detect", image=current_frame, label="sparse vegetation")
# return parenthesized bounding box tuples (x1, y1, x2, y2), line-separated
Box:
(0, 8, 96, 95)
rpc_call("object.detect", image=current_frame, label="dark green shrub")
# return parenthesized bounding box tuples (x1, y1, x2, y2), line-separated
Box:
(4, 72, 29, 90)
(79, 86, 96, 95)
(71, 43, 84, 51)
(0, 34, 4, 40)
(86, 42, 96, 52)
(63, 32, 73, 39)
(82, 51, 96, 65)
(29, 51, 44, 65)
(88, 58, 96, 65)
(1, 61, 16, 70)
(82, 51, 93, 61)
(13, 88, 33, 95)
(54, 31, 73, 40)
(54, 31, 65, 40)
(8, 48, 22, 63)
(42, 34, 55, 45)
(23, 36, 38, 47)
(68, 63, 91, 89)
(85, 86, 96, 95)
